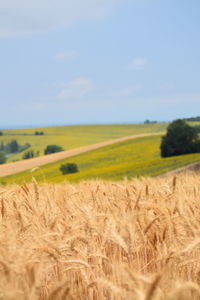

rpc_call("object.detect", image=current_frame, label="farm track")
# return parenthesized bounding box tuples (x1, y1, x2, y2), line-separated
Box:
(0, 132, 164, 178)
(159, 160, 200, 177)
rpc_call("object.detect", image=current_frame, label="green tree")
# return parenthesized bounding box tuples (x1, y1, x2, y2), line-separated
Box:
(60, 163, 79, 175)
(9, 140, 19, 153)
(0, 152, 6, 164)
(160, 119, 198, 157)
(44, 145, 64, 155)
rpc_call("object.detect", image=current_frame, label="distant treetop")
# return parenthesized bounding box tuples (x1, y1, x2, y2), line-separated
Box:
(144, 120, 157, 124)
(35, 131, 44, 135)
(183, 116, 200, 122)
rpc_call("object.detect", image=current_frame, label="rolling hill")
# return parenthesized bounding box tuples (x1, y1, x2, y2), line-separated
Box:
(1, 123, 168, 163)
(3, 134, 200, 185)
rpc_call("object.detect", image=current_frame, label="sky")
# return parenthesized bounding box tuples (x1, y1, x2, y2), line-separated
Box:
(0, 0, 200, 128)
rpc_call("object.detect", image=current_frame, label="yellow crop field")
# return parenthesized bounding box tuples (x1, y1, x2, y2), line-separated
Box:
(0, 123, 167, 162)
(0, 173, 200, 299)
(1, 121, 199, 164)
(4, 134, 200, 185)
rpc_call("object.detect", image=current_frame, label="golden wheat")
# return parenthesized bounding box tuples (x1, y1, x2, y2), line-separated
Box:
(0, 173, 200, 299)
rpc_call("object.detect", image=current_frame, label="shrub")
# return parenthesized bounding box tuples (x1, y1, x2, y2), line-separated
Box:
(44, 145, 64, 155)
(35, 131, 44, 135)
(160, 119, 198, 157)
(22, 150, 35, 159)
(60, 163, 79, 175)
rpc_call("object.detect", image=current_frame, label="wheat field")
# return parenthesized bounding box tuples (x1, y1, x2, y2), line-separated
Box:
(0, 173, 200, 299)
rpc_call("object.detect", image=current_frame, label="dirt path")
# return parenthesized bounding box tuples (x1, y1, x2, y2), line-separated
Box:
(159, 161, 200, 177)
(0, 132, 164, 178)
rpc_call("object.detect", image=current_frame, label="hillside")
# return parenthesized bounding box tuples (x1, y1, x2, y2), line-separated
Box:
(0, 123, 168, 163)
(0, 173, 200, 299)
(4, 134, 200, 185)
(0, 132, 162, 178)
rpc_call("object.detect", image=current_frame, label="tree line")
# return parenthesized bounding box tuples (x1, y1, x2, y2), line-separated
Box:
(0, 131, 44, 136)
(0, 140, 31, 164)
(161, 119, 200, 157)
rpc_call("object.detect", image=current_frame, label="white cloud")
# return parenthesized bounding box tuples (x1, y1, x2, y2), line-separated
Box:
(0, 0, 120, 37)
(58, 78, 94, 99)
(54, 50, 78, 62)
(129, 57, 147, 70)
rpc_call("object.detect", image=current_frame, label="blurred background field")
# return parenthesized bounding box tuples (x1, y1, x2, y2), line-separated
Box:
(4, 134, 200, 185)
(0, 123, 168, 162)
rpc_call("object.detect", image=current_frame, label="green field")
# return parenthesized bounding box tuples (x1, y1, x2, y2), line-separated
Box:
(1, 123, 168, 162)
(3, 134, 200, 185)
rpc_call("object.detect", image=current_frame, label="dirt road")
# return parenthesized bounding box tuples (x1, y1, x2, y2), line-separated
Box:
(159, 161, 200, 177)
(0, 132, 163, 178)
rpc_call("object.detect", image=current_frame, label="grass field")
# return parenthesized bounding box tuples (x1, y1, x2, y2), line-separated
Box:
(1, 173, 200, 299)
(4, 134, 200, 185)
(1, 123, 168, 162)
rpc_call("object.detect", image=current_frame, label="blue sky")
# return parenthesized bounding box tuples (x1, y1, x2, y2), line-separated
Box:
(1, 0, 200, 128)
